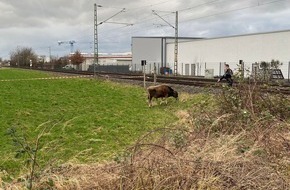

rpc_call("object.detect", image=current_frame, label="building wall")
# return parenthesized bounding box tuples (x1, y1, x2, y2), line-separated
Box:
(81, 58, 94, 71)
(132, 37, 199, 73)
(117, 59, 132, 65)
(166, 30, 290, 77)
(132, 37, 162, 71)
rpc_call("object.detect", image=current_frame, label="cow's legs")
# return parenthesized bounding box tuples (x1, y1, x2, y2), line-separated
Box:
(159, 98, 164, 105)
(159, 96, 168, 105)
(165, 94, 168, 104)
(148, 95, 153, 107)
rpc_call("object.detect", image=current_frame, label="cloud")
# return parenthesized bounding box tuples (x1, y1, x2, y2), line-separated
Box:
(0, 0, 290, 59)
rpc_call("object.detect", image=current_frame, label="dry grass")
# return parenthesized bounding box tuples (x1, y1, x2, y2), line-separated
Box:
(4, 131, 289, 190)
(8, 111, 287, 190)
(2, 83, 290, 190)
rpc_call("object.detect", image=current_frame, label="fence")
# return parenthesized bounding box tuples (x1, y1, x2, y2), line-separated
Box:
(131, 62, 162, 75)
(14, 60, 290, 82)
(87, 64, 130, 74)
(131, 61, 290, 82)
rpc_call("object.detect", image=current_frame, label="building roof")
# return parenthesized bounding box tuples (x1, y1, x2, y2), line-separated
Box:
(132, 29, 290, 43)
(82, 53, 131, 59)
(132, 36, 203, 40)
(208, 29, 290, 40)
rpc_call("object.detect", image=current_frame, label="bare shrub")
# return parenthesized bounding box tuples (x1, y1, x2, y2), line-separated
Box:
(32, 118, 289, 190)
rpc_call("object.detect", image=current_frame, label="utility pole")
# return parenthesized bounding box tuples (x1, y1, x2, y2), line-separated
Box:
(93, 4, 128, 77)
(153, 10, 178, 76)
(94, 3, 101, 77)
(174, 11, 178, 76)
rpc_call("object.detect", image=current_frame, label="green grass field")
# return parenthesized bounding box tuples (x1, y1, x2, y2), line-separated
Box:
(0, 68, 52, 80)
(0, 68, 195, 177)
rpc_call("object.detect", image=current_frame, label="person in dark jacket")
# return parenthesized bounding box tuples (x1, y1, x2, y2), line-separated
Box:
(217, 64, 233, 86)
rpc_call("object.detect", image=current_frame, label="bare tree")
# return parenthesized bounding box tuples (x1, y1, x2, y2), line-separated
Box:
(10, 47, 37, 67)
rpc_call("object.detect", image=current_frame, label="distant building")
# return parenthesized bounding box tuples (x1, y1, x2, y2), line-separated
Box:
(80, 53, 132, 71)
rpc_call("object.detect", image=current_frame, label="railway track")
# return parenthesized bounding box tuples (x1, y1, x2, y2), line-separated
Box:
(120, 74, 290, 95)
(18, 68, 290, 95)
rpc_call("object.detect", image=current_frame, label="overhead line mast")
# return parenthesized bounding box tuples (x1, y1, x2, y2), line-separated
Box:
(153, 10, 178, 76)
(174, 11, 178, 76)
(93, 4, 131, 77)
(94, 4, 101, 77)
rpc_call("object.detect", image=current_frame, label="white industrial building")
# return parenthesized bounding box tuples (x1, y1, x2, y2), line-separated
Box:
(132, 37, 201, 73)
(132, 30, 290, 79)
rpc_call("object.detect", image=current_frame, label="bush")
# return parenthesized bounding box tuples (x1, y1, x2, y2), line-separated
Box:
(217, 80, 290, 122)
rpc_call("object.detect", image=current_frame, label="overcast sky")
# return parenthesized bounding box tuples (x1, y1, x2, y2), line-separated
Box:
(1, 0, 290, 60)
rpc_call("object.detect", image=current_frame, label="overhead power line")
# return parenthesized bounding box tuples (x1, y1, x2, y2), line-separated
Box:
(98, 8, 126, 25)
(152, 10, 179, 75)
(71, 0, 177, 42)
(93, 0, 224, 40)
(109, 0, 173, 10)
(152, 10, 175, 28)
(77, 0, 289, 55)
(179, 0, 221, 12)
(99, 0, 289, 40)
(179, 0, 288, 24)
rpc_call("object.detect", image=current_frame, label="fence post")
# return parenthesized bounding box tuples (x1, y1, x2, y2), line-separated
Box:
(288, 61, 290, 83)
(239, 60, 244, 79)
(253, 62, 258, 81)
(143, 65, 146, 88)
(181, 63, 183, 75)
(154, 62, 157, 85)
(219, 62, 222, 76)
(141, 60, 146, 88)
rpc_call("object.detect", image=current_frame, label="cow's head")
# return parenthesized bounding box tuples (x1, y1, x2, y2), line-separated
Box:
(173, 91, 178, 100)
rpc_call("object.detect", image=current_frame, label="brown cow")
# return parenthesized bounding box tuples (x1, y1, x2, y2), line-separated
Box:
(147, 84, 178, 107)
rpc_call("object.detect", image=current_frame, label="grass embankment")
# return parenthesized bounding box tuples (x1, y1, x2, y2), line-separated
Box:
(28, 80, 289, 190)
(1, 68, 290, 189)
(0, 68, 52, 80)
(0, 68, 194, 182)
